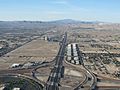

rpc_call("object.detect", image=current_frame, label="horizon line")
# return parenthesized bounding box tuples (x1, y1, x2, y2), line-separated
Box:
(0, 19, 114, 23)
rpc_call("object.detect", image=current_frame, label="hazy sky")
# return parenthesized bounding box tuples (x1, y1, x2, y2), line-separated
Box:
(0, 0, 120, 22)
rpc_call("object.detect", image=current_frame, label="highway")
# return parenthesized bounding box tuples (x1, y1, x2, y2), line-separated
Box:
(65, 59, 88, 90)
(83, 65, 97, 90)
(69, 43, 97, 90)
(45, 32, 67, 90)
(77, 44, 97, 90)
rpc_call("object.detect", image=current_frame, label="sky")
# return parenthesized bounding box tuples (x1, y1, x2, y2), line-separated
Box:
(0, 0, 120, 22)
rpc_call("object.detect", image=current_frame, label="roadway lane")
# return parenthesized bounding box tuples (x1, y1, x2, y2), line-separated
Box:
(76, 44, 97, 90)
(45, 32, 67, 90)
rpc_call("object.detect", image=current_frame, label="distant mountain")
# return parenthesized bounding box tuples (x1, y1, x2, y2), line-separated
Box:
(0, 19, 104, 26)
(48, 19, 103, 24)
(0, 19, 108, 33)
(49, 19, 79, 24)
(0, 21, 57, 33)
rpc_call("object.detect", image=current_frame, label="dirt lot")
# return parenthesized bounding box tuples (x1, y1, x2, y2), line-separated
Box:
(0, 39, 59, 70)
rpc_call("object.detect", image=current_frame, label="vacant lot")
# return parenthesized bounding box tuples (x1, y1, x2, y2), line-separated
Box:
(0, 39, 59, 70)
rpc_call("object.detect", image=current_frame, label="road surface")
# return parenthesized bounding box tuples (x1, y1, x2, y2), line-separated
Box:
(45, 32, 67, 90)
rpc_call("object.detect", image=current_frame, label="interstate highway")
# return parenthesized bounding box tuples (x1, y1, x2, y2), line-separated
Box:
(45, 32, 67, 90)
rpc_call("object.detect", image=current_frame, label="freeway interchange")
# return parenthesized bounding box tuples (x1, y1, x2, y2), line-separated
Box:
(44, 32, 120, 90)
(66, 43, 97, 90)
(45, 32, 97, 90)
(0, 32, 120, 90)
